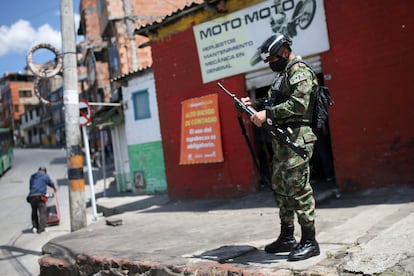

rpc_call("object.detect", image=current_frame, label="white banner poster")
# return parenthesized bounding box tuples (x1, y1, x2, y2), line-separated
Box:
(193, 0, 330, 83)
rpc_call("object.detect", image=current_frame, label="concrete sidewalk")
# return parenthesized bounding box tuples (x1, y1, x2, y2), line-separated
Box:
(39, 183, 414, 275)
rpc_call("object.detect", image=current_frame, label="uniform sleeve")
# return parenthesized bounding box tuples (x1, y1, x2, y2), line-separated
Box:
(269, 66, 314, 120)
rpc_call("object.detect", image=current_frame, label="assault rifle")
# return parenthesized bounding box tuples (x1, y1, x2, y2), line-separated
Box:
(217, 82, 308, 159)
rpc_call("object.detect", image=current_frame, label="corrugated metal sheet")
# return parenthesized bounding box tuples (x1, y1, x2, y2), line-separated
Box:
(135, 0, 220, 36)
(110, 66, 152, 82)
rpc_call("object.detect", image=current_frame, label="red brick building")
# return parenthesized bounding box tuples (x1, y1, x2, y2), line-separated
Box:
(0, 73, 36, 131)
(136, 0, 414, 199)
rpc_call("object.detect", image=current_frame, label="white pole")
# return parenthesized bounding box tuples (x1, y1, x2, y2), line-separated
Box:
(82, 125, 98, 221)
(99, 126, 107, 197)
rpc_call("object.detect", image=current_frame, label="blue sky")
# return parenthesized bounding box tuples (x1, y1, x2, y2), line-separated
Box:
(0, 0, 82, 76)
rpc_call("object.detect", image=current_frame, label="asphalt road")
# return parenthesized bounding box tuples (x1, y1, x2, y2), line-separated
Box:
(0, 147, 72, 275)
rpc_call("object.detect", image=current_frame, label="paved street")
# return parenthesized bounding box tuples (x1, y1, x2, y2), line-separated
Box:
(0, 148, 98, 275)
(42, 180, 414, 275)
(2, 148, 414, 275)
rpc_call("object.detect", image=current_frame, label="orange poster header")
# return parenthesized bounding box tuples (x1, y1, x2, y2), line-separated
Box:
(179, 93, 224, 165)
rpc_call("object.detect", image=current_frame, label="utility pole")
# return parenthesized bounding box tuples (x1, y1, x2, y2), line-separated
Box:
(60, 0, 87, 231)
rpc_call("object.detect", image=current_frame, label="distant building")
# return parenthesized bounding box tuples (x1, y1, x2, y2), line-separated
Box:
(18, 74, 65, 147)
(77, 0, 200, 192)
(0, 72, 37, 144)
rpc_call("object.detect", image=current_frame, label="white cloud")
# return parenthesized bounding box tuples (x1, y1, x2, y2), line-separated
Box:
(0, 19, 61, 57)
(34, 25, 62, 49)
(0, 13, 82, 58)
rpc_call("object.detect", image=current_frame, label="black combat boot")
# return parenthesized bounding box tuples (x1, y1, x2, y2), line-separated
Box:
(264, 224, 297, 253)
(287, 225, 320, 261)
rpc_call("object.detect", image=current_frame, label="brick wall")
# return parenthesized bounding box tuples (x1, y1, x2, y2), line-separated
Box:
(10, 81, 35, 120)
(106, 0, 124, 18)
(132, 1, 205, 70)
(321, 0, 414, 190)
(132, 0, 203, 23)
(79, 0, 101, 42)
(152, 28, 257, 199)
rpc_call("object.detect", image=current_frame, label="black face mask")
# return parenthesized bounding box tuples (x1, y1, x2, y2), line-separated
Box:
(269, 56, 288, 72)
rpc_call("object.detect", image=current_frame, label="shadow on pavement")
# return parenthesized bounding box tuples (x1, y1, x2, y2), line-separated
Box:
(192, 245, 289, 265)
(50, 156, 67, 165)
(317, 185, 414, 209)
(98, 185, 414, 216)
(0, 245, 41, 260)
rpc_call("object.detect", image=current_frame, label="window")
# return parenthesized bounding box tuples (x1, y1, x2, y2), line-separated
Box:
(108, 43, 119, 75)
(132, 90, 150, 120)
(19, 89, 32, 97)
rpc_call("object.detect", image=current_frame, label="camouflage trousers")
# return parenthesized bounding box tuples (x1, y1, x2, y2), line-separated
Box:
(271, 126, 316, 228)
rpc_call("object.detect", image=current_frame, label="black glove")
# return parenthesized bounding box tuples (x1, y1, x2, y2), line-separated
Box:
(234, 102, 245, 113)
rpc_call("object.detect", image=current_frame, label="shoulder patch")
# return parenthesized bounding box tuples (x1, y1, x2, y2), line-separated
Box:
(289, 72, 307, 85)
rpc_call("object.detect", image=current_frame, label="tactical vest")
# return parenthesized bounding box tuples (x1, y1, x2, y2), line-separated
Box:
(265, 60, 316, 127)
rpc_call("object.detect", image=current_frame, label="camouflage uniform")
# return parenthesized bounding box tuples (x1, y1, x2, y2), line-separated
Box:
(266, 56, 318, 228)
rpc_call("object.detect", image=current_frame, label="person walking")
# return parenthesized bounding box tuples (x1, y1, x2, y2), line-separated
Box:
(241, 33, 320, 261)
(27, 167, 56, 234)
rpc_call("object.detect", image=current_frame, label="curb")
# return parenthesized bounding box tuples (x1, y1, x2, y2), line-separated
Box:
(39, 255, 77, 276)
(39, 252, 296, 276)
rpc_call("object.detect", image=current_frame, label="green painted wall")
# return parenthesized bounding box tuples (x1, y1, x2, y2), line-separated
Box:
(128, 141, 167, 194)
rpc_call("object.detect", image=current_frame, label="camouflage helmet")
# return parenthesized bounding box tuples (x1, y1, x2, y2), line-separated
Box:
(259, 33, 292, 63)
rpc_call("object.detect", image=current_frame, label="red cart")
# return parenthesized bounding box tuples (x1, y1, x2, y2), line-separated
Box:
(46, 188, 61, 226)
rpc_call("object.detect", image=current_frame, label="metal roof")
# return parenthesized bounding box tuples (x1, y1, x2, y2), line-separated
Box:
(110, 66, 152, 83)
(134, 0, 222, 37)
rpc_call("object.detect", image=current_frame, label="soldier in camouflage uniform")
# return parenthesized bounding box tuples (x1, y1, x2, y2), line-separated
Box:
(241, 33, 320, 261)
